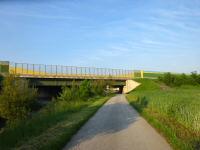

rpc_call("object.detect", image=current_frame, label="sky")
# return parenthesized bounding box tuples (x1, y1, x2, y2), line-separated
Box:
(0, 0, 200, 73)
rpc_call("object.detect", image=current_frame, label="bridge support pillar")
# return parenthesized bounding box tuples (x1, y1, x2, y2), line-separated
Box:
(123, 80, 140, 94)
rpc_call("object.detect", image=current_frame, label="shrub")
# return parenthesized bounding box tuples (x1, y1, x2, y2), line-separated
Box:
(162, 72, 175, 86)
(180, 73, 188, 84)
(71, 80, 80, 99)
(92, 80, 106, 96)
(0, 74, 3, 91)
(159, 72, 200, 87)
(58, 80, 108, 102)
(190, 72, 200, 85)
(0, 74, 3, 84)
(198, 74, 200, 84)
(58, 86, 73, 102)
(0, 74, 37, 123)
(79, 80, 93, 100)
(58, 80, 80, 102)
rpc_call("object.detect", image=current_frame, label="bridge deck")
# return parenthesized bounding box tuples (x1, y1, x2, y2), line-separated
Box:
(0, 61, 144, 80)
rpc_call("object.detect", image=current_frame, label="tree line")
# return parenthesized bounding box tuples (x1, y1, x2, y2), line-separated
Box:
(159, 72, 200, 86)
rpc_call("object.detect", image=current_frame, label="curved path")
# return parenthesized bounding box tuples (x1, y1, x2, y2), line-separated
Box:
(63, 95, 172, 150)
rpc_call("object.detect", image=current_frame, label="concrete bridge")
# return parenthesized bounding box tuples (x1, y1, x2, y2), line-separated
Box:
(0, 61, 143, 98)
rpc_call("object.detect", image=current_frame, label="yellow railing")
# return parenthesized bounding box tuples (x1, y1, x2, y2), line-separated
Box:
(8, 62, 144, 80)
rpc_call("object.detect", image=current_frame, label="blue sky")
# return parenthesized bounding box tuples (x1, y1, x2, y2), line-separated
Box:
(0, 0, 200, 73)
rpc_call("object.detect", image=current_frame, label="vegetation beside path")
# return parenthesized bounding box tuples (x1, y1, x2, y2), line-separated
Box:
(0, 96, 110, 150)
(0, 75, 112, 150)
(127, 78, 200, 150)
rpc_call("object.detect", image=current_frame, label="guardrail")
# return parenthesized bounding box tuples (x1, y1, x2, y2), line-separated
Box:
(1, 62, 144, 80)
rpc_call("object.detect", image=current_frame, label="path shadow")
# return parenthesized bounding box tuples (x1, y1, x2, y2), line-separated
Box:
(65, 95, 139, 149)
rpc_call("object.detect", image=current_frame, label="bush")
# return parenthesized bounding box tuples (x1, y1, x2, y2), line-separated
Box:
(58, 80, 108, 102)
(159, 72, 200, 87)
(79, 80, 93, 100)
(198, 74, 200, 84)
(190, 72, 200, 85)
(0, 74, 3, 84)
(0, 74, 37, 123)
(58, 80, 80, 102)
(162, 72, 175, 86)
(91, 80, 106, 96)
(58, 86, 73, 101)
(71, 80, 80, 99)
(0, 74, 3, 91)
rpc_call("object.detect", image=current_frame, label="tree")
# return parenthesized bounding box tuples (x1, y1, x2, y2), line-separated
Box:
(79, 80, 92, 100)
(0, 74, 37, 123)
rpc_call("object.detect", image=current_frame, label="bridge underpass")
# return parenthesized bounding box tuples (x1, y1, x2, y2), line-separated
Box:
(27, 77, 126, 100)
(0, 61, 143, 99)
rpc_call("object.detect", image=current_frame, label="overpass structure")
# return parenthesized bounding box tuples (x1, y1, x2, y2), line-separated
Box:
(0, 61, 143, 81)
(0, 61, 144, 97)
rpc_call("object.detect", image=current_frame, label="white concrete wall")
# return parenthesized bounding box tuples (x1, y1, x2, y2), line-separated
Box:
(123, 80, 140, 94)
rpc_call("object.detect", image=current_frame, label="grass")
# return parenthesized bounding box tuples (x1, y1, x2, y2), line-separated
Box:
(143, 72, 164, 78)
(0, 96, 111, 150)
(126, 79, 200, 150)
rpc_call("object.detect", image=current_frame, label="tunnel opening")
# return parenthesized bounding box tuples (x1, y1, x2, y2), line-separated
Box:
(36, 86, 62, 101)
(109, 86, 124, 94)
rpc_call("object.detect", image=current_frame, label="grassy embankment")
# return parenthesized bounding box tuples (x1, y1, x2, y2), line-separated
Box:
(0, 95, 110, 150)
(143, 72, 164, 78)
(126, 79, 200, 150)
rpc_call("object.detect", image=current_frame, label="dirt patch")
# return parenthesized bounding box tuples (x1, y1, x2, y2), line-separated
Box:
(159, 83, 171, 91)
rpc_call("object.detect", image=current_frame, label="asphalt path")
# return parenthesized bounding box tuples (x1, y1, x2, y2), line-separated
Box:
(63, 95, 172, 150)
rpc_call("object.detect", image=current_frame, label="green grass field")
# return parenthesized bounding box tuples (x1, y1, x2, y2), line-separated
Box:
(126, 79, 200, 150)
(143, 72, 164, 78)
(0, 96, 110, 150)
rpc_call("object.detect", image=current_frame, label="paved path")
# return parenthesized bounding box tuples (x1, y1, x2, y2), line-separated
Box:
(63, 95, 172, 150)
